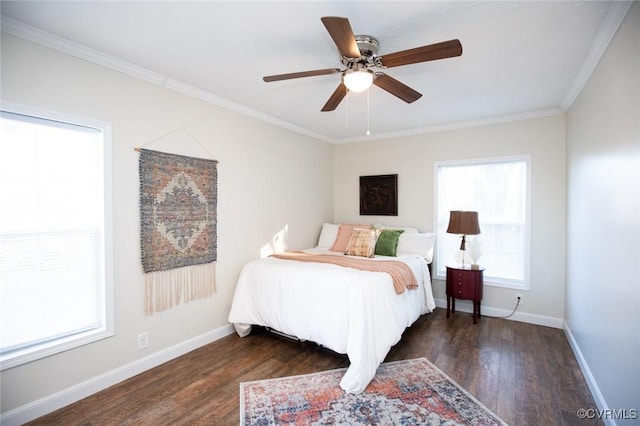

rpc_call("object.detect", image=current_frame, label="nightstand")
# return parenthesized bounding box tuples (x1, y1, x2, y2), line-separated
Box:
(446, 266, 484, 324)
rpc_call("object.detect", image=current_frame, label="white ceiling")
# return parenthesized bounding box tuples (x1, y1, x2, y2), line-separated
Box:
(0, 1, 629, 143)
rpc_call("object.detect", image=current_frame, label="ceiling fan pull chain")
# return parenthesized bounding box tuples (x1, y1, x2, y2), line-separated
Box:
(366, 88, 371, 136)
(345, 92, 349, 129)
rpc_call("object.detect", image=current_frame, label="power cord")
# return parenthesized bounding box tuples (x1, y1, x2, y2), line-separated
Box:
(485, 296, 521, 319)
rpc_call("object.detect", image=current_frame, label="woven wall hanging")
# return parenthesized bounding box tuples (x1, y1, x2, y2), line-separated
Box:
(139, 148, 218, 315)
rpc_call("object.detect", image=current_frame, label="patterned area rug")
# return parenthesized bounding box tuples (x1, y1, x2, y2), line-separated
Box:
(240, 358, 507, 425)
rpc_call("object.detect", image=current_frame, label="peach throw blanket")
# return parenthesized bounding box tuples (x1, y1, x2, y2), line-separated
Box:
(270, 252, 417, 294)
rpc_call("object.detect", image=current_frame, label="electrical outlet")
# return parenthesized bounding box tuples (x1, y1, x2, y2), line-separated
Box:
(515, 294, 523, 305)
(138, 332, 149, 351)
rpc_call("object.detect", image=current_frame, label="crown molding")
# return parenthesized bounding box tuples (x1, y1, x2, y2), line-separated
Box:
(560, 1, 633, 111)
(160, 77, 332, 142)
(1, 17, 166, 87)
(334, 108, 564, 144)
(0, 17, 333, 144)
(2, 1, 630, 146)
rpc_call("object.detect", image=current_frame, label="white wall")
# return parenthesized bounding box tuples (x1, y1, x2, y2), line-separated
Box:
(0, 34, 334, 416)
(334, 115, 567, 324)
(565, 2, 640, 421)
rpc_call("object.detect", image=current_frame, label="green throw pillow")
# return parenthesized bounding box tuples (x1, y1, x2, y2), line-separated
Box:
(375, 230, 404, 256)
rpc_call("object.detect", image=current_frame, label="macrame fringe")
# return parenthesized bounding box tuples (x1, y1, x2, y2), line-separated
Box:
(144, 262, 216, 315)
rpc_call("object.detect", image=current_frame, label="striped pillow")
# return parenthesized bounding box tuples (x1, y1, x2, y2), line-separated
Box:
(345, 228, 378, 258)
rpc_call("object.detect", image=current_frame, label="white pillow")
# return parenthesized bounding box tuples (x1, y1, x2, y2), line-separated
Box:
(397, 232, 436, 262)
(316, 223, 340, 249)
(376, 224, 419, 234)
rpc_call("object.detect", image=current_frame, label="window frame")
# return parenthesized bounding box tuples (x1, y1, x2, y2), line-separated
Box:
(0, 101, 114, 370)
(433, 155, 532, 290)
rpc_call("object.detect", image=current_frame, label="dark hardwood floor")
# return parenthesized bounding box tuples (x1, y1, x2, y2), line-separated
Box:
(27, 308, 601, 425)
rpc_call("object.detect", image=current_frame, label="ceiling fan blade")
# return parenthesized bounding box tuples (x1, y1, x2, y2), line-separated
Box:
(321, 83, 348, 112)
(373, 73, 422, 103)
(379, 39, 462, 68)
(263, 68, 341, 82)
(321, 17, 361, 58)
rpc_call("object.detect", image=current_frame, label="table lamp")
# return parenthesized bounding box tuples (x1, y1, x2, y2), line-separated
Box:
(446, 210, 481, 267)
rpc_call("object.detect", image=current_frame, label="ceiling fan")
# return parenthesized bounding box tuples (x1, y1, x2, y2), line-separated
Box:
(263, 16, 463, 112)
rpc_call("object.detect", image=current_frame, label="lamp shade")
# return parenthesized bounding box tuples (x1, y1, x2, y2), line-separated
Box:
(446, 211, 481, 235)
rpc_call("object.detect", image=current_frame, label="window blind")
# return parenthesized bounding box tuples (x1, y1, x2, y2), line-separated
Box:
(435, 157, 530, 288)
(0, 108, 110, 367)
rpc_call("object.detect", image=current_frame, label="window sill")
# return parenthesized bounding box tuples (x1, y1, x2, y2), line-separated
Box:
(0, 328, 114, 371)
(434, 273, 529, 291)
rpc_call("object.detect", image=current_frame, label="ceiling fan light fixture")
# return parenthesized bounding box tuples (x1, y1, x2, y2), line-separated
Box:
(343, 70, 374, 92)
(263, 17, 463, 112)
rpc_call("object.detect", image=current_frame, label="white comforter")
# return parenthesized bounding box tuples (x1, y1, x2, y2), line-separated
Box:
(227, 248, 436, 393)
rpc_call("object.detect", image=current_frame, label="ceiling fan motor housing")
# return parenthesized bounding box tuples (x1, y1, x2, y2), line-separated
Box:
(341, 35, 381, 69)
(355, 35, 379, 57)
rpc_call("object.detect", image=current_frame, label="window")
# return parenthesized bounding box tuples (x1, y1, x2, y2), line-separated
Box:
(0, 104, 113, 370)
(435, 156, 531, 289)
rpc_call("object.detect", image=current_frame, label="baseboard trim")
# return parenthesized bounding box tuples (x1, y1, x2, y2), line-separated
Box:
(563, 323, 616, 426)
(433, 298, 564, 329)
(1, 324, 236, 426)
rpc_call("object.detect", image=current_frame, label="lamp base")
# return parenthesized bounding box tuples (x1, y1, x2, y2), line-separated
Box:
(454, 249, 473, 268)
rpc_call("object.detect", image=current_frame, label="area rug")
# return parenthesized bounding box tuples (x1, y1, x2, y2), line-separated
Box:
(240, 358, 507, 425)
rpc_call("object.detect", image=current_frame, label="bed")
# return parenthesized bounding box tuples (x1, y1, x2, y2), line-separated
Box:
(227, 223, 436, 394)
